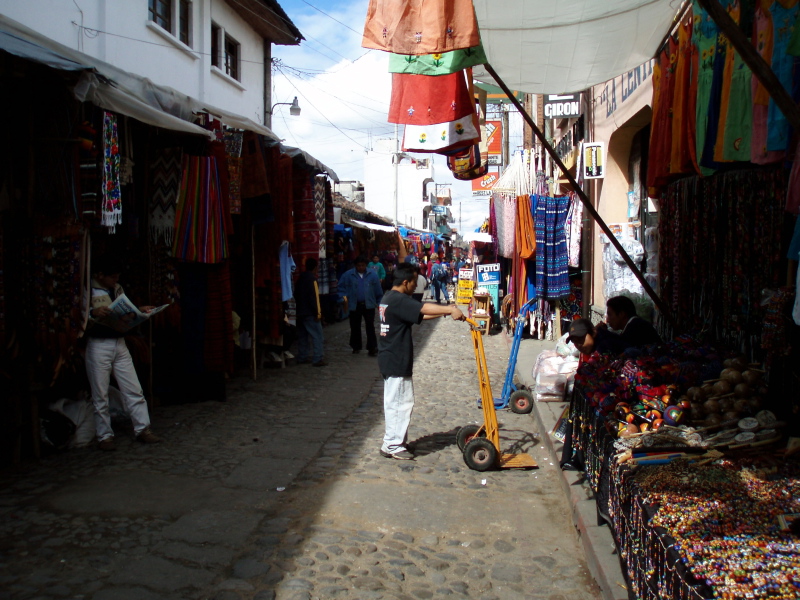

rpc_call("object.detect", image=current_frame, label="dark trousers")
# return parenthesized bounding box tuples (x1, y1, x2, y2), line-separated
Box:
(349, 302, 376, 352)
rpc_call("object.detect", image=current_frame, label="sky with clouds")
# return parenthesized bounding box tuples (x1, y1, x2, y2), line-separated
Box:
(269, 0, 523, 234)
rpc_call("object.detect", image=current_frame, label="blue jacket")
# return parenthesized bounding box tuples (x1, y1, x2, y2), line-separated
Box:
(338, 268, 383, 313)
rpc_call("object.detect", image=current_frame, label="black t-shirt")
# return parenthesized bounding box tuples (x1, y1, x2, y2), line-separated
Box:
(621, 317, 662, 347)
(377, 289, 423, 377)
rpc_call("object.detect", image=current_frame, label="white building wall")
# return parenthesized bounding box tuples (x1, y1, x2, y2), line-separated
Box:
(363, 139, 434, 230)
(0, 0, 266, 124)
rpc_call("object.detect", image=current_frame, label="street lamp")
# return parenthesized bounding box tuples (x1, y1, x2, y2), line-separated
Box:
(270, 96, 301, 116)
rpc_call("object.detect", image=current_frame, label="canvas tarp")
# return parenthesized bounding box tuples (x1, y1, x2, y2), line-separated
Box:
(471, 0, 681, 95)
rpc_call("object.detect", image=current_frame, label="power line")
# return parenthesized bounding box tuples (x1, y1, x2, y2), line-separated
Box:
(300, 0, 363, 36)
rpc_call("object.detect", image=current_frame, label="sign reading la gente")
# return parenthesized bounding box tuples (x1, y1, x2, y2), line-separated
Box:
(544, 94, 582, 120)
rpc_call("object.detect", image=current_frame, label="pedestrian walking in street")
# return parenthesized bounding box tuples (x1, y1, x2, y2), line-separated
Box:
(294, 258, 327, 367)
(338, 255, 384, 356)
(431, 258, 451, 304)
(368, 254, 386, 283)
(412, 266, 427, 302)
(377, 264, 465, 459)
(85, 255, 161, 451)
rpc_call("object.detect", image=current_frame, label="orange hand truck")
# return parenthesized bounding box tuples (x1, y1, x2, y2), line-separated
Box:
(457, 318, 538, 471)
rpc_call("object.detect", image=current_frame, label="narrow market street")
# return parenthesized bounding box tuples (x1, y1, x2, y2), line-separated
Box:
(0, 310, 599, 600)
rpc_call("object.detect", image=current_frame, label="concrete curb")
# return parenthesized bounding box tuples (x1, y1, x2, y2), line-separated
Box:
(510, 334, 629, 600)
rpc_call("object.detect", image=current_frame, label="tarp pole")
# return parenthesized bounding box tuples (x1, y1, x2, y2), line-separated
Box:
(482, 63, 679, 332)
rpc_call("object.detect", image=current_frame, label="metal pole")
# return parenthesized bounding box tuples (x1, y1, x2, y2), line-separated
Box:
(482, 63, 679, 331)
(394, 123, 399, 226)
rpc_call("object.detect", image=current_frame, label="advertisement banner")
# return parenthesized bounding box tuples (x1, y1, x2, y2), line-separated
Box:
(486, 120, 502, 156)
(471, 169, 500, 196)
(582, 142, 605, 179)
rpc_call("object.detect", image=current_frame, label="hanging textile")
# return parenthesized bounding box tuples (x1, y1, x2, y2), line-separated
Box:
(402, 115, 480, 152)
(751, 3, 785, 165)
(389, 70, 474, 125)
(173, 155, 229, 264)
(515, 195, 535, 259)
(647, 37, 676, 188)
(207, 141, 234, 234)
(149, 148, 183, 245)
(240, 131, 270, 200)
(659, 167, 785, 348)
(490, 192, 516, 259)
(293, 173, 319, 269)
(361, 0, 480, 55)
(670, 13, 700, 175)
(224, 130, 244, 214)
(314, 176, 327, 259)
(101, 111, 122, 233)
(388, 43, 487, 75)
(565, 193, 582, 268)
(693, 0, 719, 176)
(534, 195, 571, 299)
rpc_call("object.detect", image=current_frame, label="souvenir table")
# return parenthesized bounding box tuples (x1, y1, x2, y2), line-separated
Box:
(567, 344, 800, 600)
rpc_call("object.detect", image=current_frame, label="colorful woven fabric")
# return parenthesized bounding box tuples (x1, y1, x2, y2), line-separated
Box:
(101, 111, 121, 233)
(173, 155, 229, 264)
(566, 194, 582, 268)
(534, 195, 571, 299)
(314, 175, 327, 259)
(293, 173, 319, 271)
(224, 130, 244, 214)
(149, 148, 182, 245)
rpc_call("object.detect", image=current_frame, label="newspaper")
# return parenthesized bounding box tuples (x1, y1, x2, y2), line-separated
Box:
(97, 294, 168, 333)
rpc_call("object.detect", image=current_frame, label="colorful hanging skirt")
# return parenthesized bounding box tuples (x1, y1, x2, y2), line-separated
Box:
(389, 70, 474, 125)
(534, 195, 571, 299)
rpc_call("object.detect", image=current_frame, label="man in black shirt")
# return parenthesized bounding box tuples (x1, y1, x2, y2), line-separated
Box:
(377, 264, 466, 459)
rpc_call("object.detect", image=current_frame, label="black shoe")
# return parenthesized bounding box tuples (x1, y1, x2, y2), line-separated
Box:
(312, 360, 328, 367)
(368, 349, 378, 357)
(352, 349, 360, 354)
(380, 449, 415, 460)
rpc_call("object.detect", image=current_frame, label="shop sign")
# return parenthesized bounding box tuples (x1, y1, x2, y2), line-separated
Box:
(544, 94, 581, 120)
(582, 142, 604, 179)
(457, 268, 475, 303)
(432, 205, 447, 214)
(476, 263, 501, 285)
(471, 170, 499, 196)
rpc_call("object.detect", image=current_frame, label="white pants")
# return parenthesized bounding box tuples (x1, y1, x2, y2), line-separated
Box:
(382, 376, 415, 454)
(85, 337, 150, 440)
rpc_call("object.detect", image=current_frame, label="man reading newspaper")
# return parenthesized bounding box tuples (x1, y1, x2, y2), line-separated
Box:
(86, 255, 162, 450)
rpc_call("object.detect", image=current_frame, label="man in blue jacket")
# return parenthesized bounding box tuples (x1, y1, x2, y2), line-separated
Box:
(338, 256, 384, 356)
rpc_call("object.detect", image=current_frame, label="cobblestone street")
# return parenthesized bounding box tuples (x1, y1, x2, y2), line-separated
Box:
(0, 312, 599, 600)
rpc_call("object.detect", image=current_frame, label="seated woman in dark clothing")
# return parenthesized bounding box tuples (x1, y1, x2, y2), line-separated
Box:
(604, 295, 662, 347)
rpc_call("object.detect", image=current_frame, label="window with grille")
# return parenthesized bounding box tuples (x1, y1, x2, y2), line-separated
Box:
(211, 23, 221, 68)
(224, 34, 240, 81)
(179, 0, 191, 45)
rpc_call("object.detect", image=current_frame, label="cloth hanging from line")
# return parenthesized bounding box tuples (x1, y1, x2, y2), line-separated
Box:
(388, 43, 487, 76)
(534, 194, 571, 299)
(240, 131, 270, 200)
(361, 0, 480, 55)
(565, 193, 582, 268)
(515, 195, 535, 259)
(173, 155, 229, 264)
(149, 147, 183, 245)
(101, 111, 122, 233)
(279, 240, 296, 303)
(389, 70, 475, 125)
(314, 176, 327, 259)
(402, 115, 480, 152)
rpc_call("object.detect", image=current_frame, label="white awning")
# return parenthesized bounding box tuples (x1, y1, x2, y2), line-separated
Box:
(472, 0, 680, 94)
(462, 231, 493, 243)
(347, 218, 397, 233)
